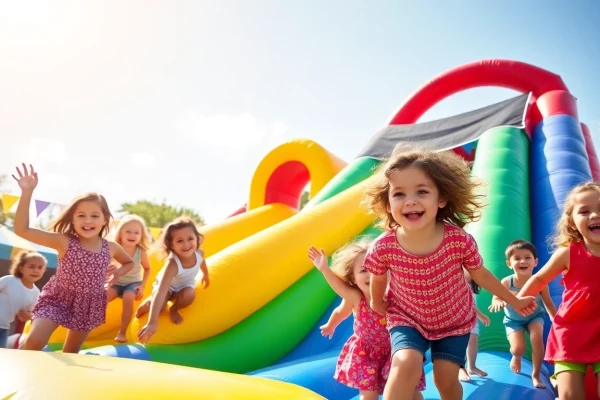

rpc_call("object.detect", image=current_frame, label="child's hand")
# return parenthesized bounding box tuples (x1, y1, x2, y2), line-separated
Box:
(479, 313, 491, 327)
(370, 299, 389, 315)
(12, 163, 38, 192)
(16, 309, 32, 322)
(320, 323, 335, 339)
(200, 274, 209, 289)
(513, 296, 538, 317)
(135, 285, 145, 301)
(138, 322, 158, 344)
(105, 264, 117, 284)
(488, 299, 506, 313)
(308, 246, 329, 272)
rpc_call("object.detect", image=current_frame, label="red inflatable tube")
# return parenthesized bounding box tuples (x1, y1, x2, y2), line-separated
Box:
(535, 90, 579, 120)
(581, 123, 600, 181)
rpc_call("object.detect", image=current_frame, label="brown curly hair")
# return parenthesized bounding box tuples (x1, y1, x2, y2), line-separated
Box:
(156, 216, 204, 258)
(365, 145, 485, 230)
(330, 239, 371, 288)
(554, 181, 600, 247)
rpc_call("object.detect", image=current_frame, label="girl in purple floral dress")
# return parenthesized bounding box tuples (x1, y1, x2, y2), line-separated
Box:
(309, 241, 425, 400)
(12, 164, 134, 353)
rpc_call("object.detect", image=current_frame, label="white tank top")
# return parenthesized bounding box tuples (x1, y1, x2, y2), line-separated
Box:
(155, 251, 203, 293)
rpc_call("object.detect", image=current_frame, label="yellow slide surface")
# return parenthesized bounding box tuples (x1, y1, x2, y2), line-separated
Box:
(0, 349, 325, 400)
(129, 176, 376, 344)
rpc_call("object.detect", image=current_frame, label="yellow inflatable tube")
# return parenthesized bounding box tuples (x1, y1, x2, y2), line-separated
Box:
(0, 349, 325, 399)
(130, 177, 376, 343)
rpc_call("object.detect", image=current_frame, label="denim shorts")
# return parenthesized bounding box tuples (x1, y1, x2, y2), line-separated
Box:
(390, 325, 470, 366)
(112, 281, 142, 298)
(0, 328, 8, 348)
(504, 314, 545, 336)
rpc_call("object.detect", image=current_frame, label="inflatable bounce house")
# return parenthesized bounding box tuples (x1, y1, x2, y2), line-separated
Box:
(2, 59, 599, 399)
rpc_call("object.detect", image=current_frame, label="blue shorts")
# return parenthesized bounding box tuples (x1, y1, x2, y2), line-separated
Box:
(0, 328, 7, 348)
(504, 314, 545, 336)
(390, 325, 470, 366)
(112, 281, 142, 298)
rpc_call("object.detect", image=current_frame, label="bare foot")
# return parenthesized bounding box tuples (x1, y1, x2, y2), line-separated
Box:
(114, 332, 127, 343)
(510, 355, 522, 374)
(459, 368, 471, 382)
(532, 375, 546, 388)
(169, 308, 183, 324)
(136, 300, 150, 318)
(467, 366, 488, 377)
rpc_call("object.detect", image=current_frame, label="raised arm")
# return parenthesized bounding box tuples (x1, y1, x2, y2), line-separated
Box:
(308, 247, 361, 306)
(518, 247, 569, 298)
(12, 164, 68, 256)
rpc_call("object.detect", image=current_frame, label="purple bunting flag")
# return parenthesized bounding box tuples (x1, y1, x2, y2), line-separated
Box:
(35, 200, 51, 217)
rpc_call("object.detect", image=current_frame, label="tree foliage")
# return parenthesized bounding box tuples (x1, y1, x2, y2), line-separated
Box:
(0, 175, 15, 226)
(119, 200, 205, 228)
(299, 190, 310, 209)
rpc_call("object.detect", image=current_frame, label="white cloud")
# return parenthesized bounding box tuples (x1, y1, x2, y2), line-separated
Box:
(129, 152, 156, 169)
(22, 137, 67, 166)
(175, 111, 287, 157)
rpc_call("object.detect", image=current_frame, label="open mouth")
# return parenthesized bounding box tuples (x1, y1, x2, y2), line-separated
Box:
(403, 211, 424, 221)
(517, 266, 529, 271)
(82, 226, 95, 232)
(589, 223, 600, 233)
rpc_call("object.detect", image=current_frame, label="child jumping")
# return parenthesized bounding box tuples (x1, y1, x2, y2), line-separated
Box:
(0, 250, 46, 348)
(308, 241, 425, 400)
(489, 239, 556, 388)
(137, 216, 209, 343)
(458, 269, 491, 382)
(363, 146, 538, 400)
(12, 163, 134, 353)
(106, 215, 152, 343)
(518, 182, 600, 399)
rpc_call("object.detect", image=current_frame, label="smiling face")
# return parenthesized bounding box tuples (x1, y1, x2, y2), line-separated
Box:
(169, 227, 198, 258)
(386, 166, 447, 231)
(72, 201, 108, 239)
(19, 256, 46, 284)
(570, 189, 600, 245)
(350, 252, 370, 296)
(119, 220, 143, 248)
(506, 248, 538, 277)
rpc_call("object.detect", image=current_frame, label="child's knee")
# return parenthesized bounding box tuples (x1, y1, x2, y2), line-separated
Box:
(122, 291, 136, 303)
(432, 360, 460, 391)
(391, 349, 423, 383)
(180, 287, 196, 302)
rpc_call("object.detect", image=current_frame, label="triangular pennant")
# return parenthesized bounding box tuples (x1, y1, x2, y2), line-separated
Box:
(149, 227, 162, 240)
(1, 194, 19, 213)
(34, 200, 51, 217)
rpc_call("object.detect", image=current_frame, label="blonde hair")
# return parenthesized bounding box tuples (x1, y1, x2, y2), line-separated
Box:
(554, 181, 600, 247)
(156, 216, 204, 258)
(49, 192, 112, 238)
(10, 250, 47, 278)
(114, 215, 151, 250)
(365, 145, 485, 230)
(330, 239, 371, 288)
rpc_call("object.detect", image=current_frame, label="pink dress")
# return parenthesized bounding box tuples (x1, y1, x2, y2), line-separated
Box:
(335, 296, 426, 393)
(32, 235, 111, 332)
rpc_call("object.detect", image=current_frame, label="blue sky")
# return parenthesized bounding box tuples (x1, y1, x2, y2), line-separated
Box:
(1, 1, 599, 225)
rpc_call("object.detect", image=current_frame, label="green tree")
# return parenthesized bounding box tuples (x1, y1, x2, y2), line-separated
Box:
(0, 174, 15, 226)
(119, 200, 205, 228)
(299, 190, 310, 209)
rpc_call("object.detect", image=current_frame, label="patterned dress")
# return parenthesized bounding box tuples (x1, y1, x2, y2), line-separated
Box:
(32, 235, 111, 332)
(335, 296, 426, 393)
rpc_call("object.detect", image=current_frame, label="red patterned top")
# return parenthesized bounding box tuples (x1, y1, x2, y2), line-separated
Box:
(364, 224, 482, 340)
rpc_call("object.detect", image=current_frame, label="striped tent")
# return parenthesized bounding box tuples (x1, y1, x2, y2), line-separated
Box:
(0, 226, 58, 268)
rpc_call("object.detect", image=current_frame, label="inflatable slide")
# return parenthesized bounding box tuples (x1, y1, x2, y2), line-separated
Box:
(3, 59, 599, 399)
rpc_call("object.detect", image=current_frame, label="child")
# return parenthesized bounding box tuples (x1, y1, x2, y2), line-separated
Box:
(106, 215, 152, 343)
(0, 250, 46, 348)
(489, 240, 556, 388)
(363, 147, 538, 400)
(137, 216, 209, 343)
(11, 163, 134, 353)
(518, 182, 600, 399)
(458, 270, 491, 382)
(308, 241, 425, 400)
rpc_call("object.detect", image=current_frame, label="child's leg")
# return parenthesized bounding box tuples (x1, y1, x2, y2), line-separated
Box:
(21, 317, 59, 351)
(431, 333, 470, 400)
(507, 329, 526, 374)
(169, 287, 195, 324)
(116, 290, 137, 343)
(385, 326, 428, 400)
(554, 362, 586, 400)
(358, 390, 378, 400)
(106, 286, 119, 302)
(527, 321, 545, 388)
(466, 333, 487, 377)
(412, 389, 424, 400)
(63, 329, 90, 353)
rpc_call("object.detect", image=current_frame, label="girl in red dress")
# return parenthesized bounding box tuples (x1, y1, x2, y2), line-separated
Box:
(308, 241, 425, 400)
(519, 181, 600, 399)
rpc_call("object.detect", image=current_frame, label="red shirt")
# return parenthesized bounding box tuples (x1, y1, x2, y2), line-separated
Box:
(364, 224, 482, 340)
